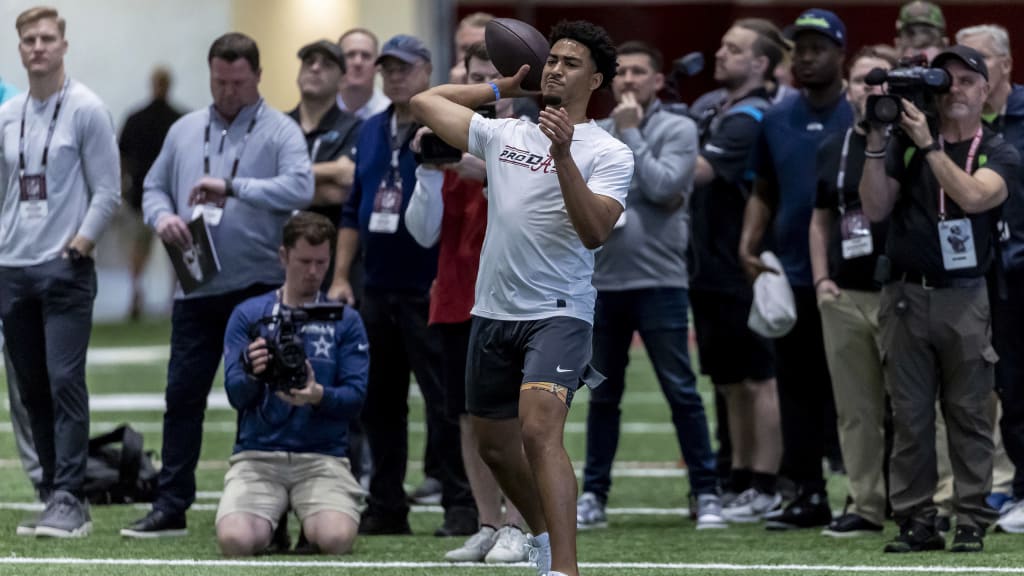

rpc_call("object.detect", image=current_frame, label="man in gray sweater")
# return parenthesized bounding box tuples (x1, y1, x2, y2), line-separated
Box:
(123, 32, 313, 538)
(0, 6, 121, 538)
(580, 41, 724, 530)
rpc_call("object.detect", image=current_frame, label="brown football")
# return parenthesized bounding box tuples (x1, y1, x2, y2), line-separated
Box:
(484, 18, 549, 91)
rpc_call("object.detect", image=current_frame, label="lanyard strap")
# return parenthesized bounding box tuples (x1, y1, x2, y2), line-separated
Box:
(18, 77, 70, 178)
(836, 128, 853, 216)
(389, 111, 413, 170)
(938, 126, 984, 220)
(204, 101, 264, 179)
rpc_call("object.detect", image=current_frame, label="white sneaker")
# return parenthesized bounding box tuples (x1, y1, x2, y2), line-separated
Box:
(696, 493, 727, 530)
(444, 525, 497, 562)
(721, 488, 782, 523)
(527, 534, 551, 576)
(996, 499, 1024, 534)
(576, 492, 607, 530)
(485, 524, 529, 563)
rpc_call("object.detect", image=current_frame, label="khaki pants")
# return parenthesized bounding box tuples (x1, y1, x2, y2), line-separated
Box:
(818, 289, 886, 525)
(880, 281, 998, 529)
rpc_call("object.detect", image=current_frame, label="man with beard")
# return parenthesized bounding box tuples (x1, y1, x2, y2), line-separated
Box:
(738, 8, 852, 530)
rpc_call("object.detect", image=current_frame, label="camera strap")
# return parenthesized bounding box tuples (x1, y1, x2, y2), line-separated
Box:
(937, 127, 983, 221)
(836, 128, 853, 216)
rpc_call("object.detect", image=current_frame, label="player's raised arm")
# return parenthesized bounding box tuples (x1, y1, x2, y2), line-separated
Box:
(411, 65, 536, 151)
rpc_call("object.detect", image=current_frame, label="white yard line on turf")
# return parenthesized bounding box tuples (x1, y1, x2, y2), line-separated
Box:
(0, 417, 679, 435)
(0, 558, 1022, 573)
(0, 502, 691, 515)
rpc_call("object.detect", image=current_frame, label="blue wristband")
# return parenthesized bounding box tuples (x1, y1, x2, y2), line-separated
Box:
(488, 82, 501, 102)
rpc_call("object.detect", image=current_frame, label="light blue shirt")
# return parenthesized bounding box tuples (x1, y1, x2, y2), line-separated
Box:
(142, 100, 314, 299)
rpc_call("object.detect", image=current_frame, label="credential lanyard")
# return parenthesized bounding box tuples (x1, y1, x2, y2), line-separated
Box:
(389, 112, 405, 170)
(937, 127, 984, 221)
(204, 100, 264, 179)
(18, 76, 70, 179)
(836, 128, 853, 216)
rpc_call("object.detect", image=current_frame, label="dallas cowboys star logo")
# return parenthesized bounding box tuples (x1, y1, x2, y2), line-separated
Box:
(312, 335, 331, 358)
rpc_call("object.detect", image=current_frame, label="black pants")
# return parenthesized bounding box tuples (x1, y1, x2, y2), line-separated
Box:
(154, 283, 277, 515)
(990, 268, 1024, 499)
(0, 257, 96, 497)
(360, 289, 472, 517)
(773, 286, 835, 493)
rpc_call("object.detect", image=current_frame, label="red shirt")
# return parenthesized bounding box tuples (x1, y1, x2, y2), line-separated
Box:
(429, 171, 487, 324)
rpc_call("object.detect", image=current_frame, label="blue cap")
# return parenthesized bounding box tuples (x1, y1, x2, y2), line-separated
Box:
(375, 34, 431, 65)
(786, 8, 847, 48)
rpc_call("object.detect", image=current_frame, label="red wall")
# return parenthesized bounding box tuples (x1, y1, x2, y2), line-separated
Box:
(457, 2, 1024, 109)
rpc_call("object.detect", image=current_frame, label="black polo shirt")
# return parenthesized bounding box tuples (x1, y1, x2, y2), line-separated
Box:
(885, 126, 1019, 280)
(815, 129, 888, 291)
(287, 104, 362, 223)
(689, 87, 769, 295)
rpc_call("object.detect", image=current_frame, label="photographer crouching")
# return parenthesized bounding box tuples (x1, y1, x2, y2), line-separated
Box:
(215, 212, 369, 556)
(859, 46, 1019, 553)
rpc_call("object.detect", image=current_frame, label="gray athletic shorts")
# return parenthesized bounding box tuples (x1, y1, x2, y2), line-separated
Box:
(466, 315, 604, 419)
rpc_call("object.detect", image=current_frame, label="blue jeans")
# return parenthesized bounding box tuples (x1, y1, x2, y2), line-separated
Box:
(582, 287, 718, 501)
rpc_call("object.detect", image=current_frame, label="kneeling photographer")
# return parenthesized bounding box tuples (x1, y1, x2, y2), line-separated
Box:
(216, 212, 370, 556)
(859, 45, 1019, 553)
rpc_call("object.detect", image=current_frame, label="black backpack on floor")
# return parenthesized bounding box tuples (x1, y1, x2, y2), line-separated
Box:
(83, 425, 158, 505)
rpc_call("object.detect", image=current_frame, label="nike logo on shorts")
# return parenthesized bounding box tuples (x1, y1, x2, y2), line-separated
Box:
(555, 365, 573, 373)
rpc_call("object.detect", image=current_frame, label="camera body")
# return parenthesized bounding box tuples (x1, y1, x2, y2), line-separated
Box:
(248, 302, 347, 392)
(419, 104, 496, 165)
(865, 65, 950, 125)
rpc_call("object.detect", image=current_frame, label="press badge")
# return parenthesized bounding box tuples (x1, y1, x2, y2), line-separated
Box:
(840, 209, 873, 260)
(19, 174, 49, 221)
(191, 204, 224, 226)
(938, 218, 977, 270)
(368, 178, 402, 234)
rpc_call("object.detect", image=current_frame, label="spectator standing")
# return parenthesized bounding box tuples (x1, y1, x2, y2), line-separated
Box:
(123, 32, 313, 537)
(0, 6, 121, 538)
(337, 28, 390, 121)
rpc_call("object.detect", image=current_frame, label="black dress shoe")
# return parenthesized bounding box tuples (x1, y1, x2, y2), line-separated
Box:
(434, 506, 479, 537)
(359, 511, 412, 535)
(120, 509, 188, 538)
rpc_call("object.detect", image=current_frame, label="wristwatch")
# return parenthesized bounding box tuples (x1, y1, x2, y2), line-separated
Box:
(921, 140, 941, 155)
(223, 178, 235, 198)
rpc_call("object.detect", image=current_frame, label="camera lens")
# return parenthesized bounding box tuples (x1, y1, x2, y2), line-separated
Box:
(873, 95, 901, 124)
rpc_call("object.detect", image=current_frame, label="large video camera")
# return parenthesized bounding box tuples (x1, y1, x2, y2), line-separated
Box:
(247, 302, 346, 392)
(865, 58, 950, 125)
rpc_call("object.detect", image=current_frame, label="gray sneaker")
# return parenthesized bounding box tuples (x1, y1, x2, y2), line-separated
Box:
(16, 515, 39, 537)
(527, 534, 551, 576)
(485, 524, 529, 563)
(696, 493, 727, 530)
(444, 525, 497, 562)
(576, 492, 607, 530)
(34, 490, 91, 538)
(721, 488, 781, 523)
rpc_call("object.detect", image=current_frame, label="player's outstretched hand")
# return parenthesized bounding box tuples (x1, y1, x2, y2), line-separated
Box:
(494, 65, 540, 99)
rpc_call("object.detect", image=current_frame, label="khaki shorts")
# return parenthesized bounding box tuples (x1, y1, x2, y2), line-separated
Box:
(215, 451, 366, 529)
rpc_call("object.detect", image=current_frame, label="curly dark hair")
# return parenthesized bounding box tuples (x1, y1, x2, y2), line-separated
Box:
(548, 20, 617, 89)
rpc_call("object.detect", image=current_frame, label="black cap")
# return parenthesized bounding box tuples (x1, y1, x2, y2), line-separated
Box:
(298, 40, 346, 73)
(931, 45, 988, 81)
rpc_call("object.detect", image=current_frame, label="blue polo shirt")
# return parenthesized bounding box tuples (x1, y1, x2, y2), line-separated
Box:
(753, 92, 853, 287)
(340, 106, 438, 294)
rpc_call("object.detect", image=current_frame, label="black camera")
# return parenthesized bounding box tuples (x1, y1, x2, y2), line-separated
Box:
(420, 134, 464, 164)
(865, 64, 950, 125)
(247, 302, 347, 392)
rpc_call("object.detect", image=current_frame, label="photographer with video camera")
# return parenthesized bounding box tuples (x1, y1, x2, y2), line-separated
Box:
(215, 212, 369, 556)
(859, 45, 1019, 553)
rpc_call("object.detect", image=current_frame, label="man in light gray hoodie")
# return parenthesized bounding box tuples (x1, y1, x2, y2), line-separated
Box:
(0, 6, 121, 538)
(581, 40, 724, 530)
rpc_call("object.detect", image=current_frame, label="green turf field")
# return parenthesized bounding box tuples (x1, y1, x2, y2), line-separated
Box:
(0, 320, 1021, 575)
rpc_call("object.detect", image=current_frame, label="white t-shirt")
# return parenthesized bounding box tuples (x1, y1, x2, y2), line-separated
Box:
(468, 113, 634, 324)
